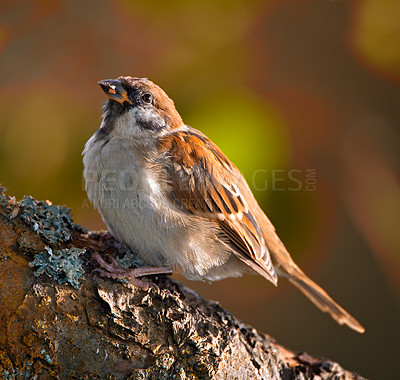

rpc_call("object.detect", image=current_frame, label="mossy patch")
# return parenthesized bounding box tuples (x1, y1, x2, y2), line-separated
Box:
(29, 246, 85, 289)
(0, 186, 87, 245)
(20, 196, 87, 244)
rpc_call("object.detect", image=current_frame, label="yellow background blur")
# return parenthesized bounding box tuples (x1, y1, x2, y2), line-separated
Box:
(1, 1, 399, 378)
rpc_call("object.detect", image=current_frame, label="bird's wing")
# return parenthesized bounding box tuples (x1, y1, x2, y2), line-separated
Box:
(158, 127, 277, 285)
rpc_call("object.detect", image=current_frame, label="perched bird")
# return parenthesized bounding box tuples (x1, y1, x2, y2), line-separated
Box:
(83, 76, 364, 333)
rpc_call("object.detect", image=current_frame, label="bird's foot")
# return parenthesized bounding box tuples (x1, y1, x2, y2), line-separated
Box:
(99, 231, 114, 245)
(92, 252, 172, 291)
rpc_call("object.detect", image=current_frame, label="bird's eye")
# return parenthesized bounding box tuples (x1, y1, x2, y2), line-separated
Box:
(142, 93, 153, 104)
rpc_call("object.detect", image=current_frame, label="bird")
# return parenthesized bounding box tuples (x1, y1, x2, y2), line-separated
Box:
(83, 76, 364, 333)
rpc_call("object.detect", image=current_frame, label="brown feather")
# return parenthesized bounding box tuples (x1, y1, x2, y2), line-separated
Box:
(159, 128, 278, 285)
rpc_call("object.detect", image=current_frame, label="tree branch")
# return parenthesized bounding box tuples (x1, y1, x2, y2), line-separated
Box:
(0, 187, 366, 379)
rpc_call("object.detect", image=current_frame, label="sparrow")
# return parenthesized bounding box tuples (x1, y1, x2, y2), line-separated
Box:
(83, 76, 364, 333)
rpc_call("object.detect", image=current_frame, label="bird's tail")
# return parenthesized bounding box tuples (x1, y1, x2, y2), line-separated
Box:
(279, 265, 365, 333)
(255, 203, 364, 332)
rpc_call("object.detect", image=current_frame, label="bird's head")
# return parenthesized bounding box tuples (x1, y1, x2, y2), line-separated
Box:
(98, 76, 183, 139)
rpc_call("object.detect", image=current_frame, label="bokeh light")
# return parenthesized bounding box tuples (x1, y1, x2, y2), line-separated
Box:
(1, 1, 399, 378)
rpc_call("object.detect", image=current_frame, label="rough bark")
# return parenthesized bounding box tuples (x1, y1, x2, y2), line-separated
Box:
(0, 187, 366, 380)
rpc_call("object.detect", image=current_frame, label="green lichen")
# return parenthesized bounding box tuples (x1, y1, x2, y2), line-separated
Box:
(29, 246, 85, 289)
(20, 196, 87, 244)
(40, 349, 53, 364)
(114, 246, 148, 269)
(0, 187, 87, 290)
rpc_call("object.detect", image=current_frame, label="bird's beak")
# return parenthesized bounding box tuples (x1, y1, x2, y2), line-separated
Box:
(98, 79, 132, 105)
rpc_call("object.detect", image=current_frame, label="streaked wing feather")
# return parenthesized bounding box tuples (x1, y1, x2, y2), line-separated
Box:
(159, 128, 277, 285)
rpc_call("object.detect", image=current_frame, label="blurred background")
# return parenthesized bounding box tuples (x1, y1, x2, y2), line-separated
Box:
(1, 0, 399, 378)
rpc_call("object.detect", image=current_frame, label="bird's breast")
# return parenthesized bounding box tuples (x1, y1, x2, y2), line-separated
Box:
(83, 134, 180, 259)
(82, 132, 237, 279)
(84, 135, 164, 222)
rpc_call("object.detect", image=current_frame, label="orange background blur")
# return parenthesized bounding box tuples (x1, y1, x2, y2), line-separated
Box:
(1, 1, 399, 378)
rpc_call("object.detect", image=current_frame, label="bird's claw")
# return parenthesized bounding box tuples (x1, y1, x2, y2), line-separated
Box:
(92, 252, 171, 291)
